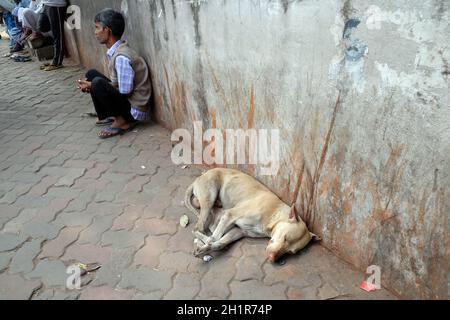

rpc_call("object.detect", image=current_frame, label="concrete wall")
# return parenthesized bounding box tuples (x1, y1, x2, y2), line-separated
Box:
(66, 0, 449, 299)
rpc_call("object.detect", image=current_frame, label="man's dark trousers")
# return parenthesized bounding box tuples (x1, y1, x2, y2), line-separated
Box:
(85, 69, 135, 123)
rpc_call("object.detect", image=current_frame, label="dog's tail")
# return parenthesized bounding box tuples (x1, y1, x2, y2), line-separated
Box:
(184, 183, 200, 217)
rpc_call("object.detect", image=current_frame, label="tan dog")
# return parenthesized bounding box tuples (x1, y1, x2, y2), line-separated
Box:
(185, 168, 319, 262)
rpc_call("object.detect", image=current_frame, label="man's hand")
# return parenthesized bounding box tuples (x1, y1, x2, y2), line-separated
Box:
(77, 79, 91, 93)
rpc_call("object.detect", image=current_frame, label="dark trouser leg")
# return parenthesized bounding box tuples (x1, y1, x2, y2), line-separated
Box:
(85, 69, 109, 82)
(45, 5, 66, 66)
(90, 77, 135, 123)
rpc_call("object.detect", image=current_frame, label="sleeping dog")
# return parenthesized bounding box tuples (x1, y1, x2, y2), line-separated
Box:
(185, 168, 319, 262)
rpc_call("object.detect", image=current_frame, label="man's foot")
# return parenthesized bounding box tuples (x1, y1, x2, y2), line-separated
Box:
(40, 63, 51, 70)
(95, 117, 115, 127)
(97, 122, 137, 139)
(98, 127, 127, 139)
(10, 43, 24, 53)
(43, 64, 64, 71)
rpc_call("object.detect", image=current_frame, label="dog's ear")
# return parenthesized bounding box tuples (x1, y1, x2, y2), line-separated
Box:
(289, 205, 299, 221)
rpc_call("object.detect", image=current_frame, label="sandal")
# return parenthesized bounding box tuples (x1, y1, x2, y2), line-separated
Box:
(95, 117, 115, 127)
(43, 64, 64, 71)
(98, 127, 127, 139)
(82, 112, 98, 118)
(40, 63, 51, 70)
(13, 56, 32, 62)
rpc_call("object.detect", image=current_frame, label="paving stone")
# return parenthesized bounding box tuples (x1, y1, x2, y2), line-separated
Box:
(62, 243, 113, 265)
(87, 154, 117, 164)
(263, 262, 322, 289)
(134, 218, 178, 236)
(53, 211, 94, 228)
(85, 202, 126, 217)
(25, 259, 68, 289)
(94, 183, 126, 203)
(28, 176, 58, 196)
(142, 202, 168, 219)
(235, 255, 265, 281)
(15, 194, 53, 208)
(54, 168, 86, 187)
(9, 239, 44, 274)
(2, 209, 38, 235)
(158, 251, 199, 273)
(22, 221, 62, 240)
(317, 282, 341, 300)
(31, 197, 72, 223)
(123, 176, 151, 193)
(63, 160, 95, 170)
(101, 230, 146, 249)
(52, 290, 81, 300)
(0, 183, 34, 204)
(0, 252, 14, 272)
(133, 235, 170, 268)
(45, 187, 81, 200)
(32, 289, 55, 300)
(164, 273, 201, 300)
(0, 204, 21, 229)
(39, 227, 83, 259)
(91, 248, 135, 287)
(286, 286, 315, 300)
(78, 214, 116, 245)
(111, 205, 145, 231)
(82, 164, 111, 181)
(79, 286, 134, 300)
(164, 204, 190, 221)
(133, 291, 164, 300)
(167, 228, 196, 254)
(229, 280, 287, 300)
(0, 274, 42, 300)
(118, 267, 174, 293)
(198, 256, 238, 299)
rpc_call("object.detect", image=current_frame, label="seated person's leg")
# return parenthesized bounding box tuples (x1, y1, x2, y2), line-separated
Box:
(90, 77, 135, 136)
(85, 69, 110, 82)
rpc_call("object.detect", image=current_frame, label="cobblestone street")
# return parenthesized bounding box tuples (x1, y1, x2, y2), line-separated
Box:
(0, 39, 396, 300)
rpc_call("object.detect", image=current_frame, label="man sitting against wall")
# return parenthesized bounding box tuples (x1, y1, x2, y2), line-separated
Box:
(77, 8, 152, 139)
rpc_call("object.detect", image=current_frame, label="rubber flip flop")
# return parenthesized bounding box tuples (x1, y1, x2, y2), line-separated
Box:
(40, 63, 51, 70)
(13, 56, 32, 62)
(96, 117, 115, 127)
(82, 112, 98, 118)
(43, 64, 64, 71)
(98, 127, 126, 139)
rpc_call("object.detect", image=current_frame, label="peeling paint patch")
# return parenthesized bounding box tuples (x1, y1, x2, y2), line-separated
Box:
(375, 61, 447, 101)
(364, 5, 450, 44)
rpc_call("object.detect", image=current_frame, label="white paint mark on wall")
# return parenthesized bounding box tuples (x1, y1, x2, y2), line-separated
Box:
(376, 61, 447, 99)
(364, 5, 450, 44)
(121, 0, 128, 15)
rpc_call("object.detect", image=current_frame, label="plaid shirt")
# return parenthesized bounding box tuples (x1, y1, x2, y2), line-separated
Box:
(107, 40, 150, 121)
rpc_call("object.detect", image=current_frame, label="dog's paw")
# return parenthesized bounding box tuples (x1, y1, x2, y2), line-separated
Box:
(195, 222, 207, 234)
(193, 243, 211, 258)
(194, 230, 211, 243)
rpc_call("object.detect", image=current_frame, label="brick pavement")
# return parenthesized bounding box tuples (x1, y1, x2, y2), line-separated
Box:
(0, 38, 396, 300)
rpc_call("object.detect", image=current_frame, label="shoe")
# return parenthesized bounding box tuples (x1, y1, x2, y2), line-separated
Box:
(98, 123, 137, 139)
(13, 56, 32, 62)
(43, 64, 64, 71)
(10, 43, 24, 53)
(95, 117, 115, 127)
(39, 63, 51, 70)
